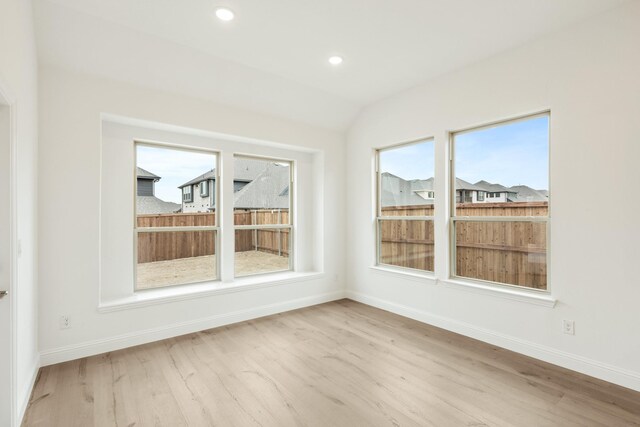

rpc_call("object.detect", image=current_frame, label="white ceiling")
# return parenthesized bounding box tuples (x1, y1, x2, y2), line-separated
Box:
(34, 0, 629, 130)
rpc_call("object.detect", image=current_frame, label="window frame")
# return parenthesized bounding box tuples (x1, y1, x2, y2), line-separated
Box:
(133, 141, 221, 291)
(233, 153, 294, 278)
(449, 111, 551, 292)
(375, 138, 435, 274)
(183, 185, 193, 203)
(200, 180, 209, 197)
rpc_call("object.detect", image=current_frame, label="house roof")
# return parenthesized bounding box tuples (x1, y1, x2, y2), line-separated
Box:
(381, 172, 433, 207)
(136, 196, 181, 214)
(233, 162, 290, 209)
(456, 178, 484, 191)
(178, 158, 271, 189)
(179, 169, 216, 188)
(509, 185, 549, 202)
(474, 180, 513, 193)
(234, 158, 274, 182)
(409, 177, 434, 192)
(137, 167, 160, 180)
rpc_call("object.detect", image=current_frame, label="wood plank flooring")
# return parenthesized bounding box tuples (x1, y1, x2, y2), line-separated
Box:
(22, 300, 640, 426)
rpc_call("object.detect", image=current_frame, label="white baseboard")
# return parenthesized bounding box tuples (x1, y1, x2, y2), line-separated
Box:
(41, 290, 345, 366)
(17, 354, 40, 427)
(346, 290, 640, 392)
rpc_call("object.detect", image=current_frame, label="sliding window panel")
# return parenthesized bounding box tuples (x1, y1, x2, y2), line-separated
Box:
(234, 228, 291, 277)
(136, 230, 217, 289)
(453, 220, 547, 290)
(135, 144, 218, 226)
(453, 114, 549, 217)
(378, 139, 435, 217)
(378, 219, 434, 272)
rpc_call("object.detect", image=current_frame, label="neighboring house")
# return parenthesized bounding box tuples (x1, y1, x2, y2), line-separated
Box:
(473, 181, 548, 203)
(179, 158, 290, 212)
(456, 179, 486, 203)
(474, 180, 518, 203)
(509, 185, 549, 202)
(381, 173, 548, 206)
(178, 169, 216, 213)
(136, 167, 181, 214)
(409, 177, 435, 201)
(380, 172, 433, 208)
(234, 162, 290, 209)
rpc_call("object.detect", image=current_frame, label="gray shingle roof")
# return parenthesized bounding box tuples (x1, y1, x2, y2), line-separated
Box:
(234, 158, 273, 182)
(179, 169, 215, 188)
(178, 158, 272, 189)
(474, 180, 513, 193)
(381, 172, 548, 206)
(136, 196, 181, 214)
(381, 173, 433, 207)
(409, 177, 434, 192)
(234, 162, 290, 209)
(137, 167, 159, 180)
(456, 178, 484, 191)
(509, 185, 549, 202)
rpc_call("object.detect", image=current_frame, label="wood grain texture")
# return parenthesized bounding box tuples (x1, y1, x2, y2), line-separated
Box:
(136, 210, 290, 263)
(22, 300, 640, 426)
(379, 203, 549, 289)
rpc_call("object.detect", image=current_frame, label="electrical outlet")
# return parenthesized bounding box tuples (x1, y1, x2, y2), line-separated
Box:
(59, 315, 71, 329)
(562, 320, 575, 335)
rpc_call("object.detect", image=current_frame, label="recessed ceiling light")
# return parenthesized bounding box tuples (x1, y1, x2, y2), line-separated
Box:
(215, 7, 235, 21)
(328, 56, 344, 66)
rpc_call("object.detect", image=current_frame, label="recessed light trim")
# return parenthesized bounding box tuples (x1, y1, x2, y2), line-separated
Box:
(215, 7, 235, 21)
(328, 56, 344, 66)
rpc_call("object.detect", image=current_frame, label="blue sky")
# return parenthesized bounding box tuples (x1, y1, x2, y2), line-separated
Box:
(380, 140, 435, 181)
(455, 116, 548, 189)
(137, 145, 215, 203)
(380, 115, 549, 190)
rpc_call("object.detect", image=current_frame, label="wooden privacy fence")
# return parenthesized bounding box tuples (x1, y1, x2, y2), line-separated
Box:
(379, 202, 548, 289)
(137, 210, 289, 263)
(234, 209, 290, 256)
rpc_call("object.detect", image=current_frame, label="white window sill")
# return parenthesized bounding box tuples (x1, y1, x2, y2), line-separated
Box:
(98, 271, 325, 313)
(369, 265, 436, 283)
(438, 278, 556, 308)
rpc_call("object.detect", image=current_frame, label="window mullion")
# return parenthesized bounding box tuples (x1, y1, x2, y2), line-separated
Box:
(136, 226, 219, 233)
(452, 216, 548, 223)
(449, 112, 550, 290)
(234, 224, 291, 230)
(375, 139, 436, 273)
(378, 216, 434, 221)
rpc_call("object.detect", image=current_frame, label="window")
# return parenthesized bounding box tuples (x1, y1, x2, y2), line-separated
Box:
(200, 180, 208, 197)
(477, 191, 485, 201)
(233, 155, 292, 277)
(183, 185, 193, 203)
(451, 113, 549, 290)
(376, 139, 434, 272)
(135, 143, 218, 290)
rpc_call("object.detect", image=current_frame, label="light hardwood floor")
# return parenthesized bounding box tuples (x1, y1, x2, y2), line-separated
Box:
(22, 300, 640, 426)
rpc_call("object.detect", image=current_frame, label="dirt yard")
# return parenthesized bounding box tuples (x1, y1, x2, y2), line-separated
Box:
(136, 250, 290, 289)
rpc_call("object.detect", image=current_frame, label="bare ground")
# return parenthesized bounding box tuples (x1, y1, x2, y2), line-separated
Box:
(137, 251, 290, 289)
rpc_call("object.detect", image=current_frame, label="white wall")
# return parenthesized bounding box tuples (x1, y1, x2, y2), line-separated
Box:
(38, 65, 346, 363)
(347, 2, 640, 391)
(0, 0, 40, 424)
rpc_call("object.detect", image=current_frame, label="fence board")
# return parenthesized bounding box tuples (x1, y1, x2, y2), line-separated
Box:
(137, 210, 290, 263)
(379, 202, 548, 289)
